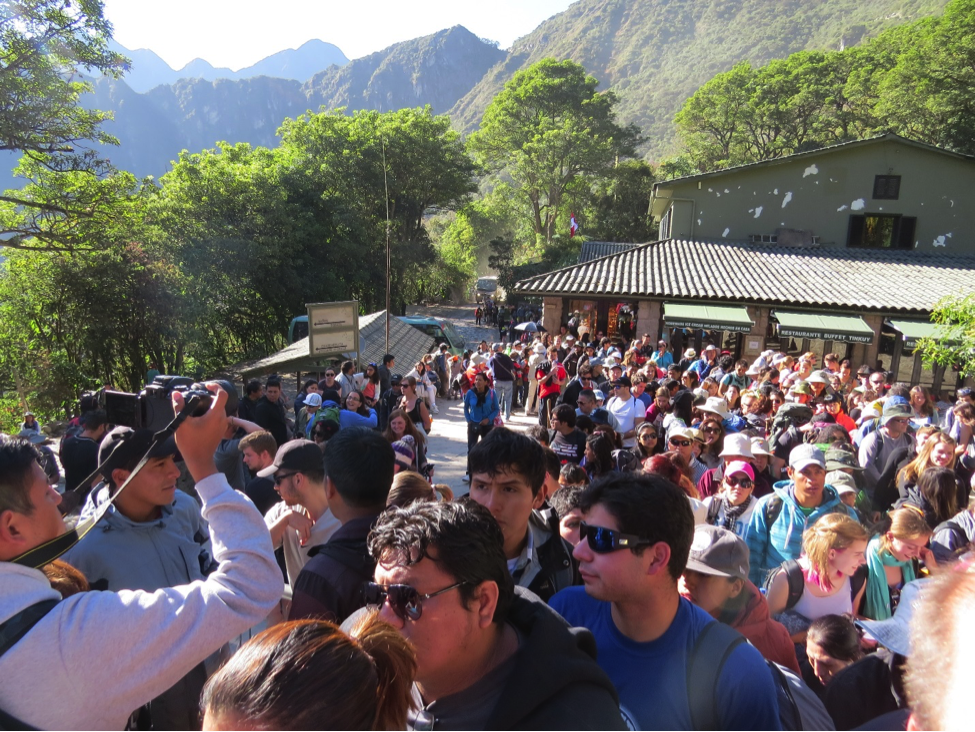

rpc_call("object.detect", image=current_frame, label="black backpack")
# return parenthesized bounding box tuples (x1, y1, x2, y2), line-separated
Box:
(687, 621, 834, 730)
(763, 559, 869, 611)
(0, 599, 59, 730)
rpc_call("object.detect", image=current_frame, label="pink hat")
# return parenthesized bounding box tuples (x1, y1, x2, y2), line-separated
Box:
(725, 460, 755, 481)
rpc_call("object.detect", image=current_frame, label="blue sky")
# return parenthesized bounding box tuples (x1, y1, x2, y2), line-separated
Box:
(103, 0, 577, 70)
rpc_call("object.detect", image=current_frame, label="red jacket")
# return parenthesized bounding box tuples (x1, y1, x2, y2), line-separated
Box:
(728, 581, 800, 673)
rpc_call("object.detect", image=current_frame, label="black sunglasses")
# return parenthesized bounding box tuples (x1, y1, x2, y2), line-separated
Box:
(669, 438, 691, 447)
(363, 581, 465, 621)
(272, 471, 298, 485)
(726, 476, 754, 489)
(580, 522, 652, 553)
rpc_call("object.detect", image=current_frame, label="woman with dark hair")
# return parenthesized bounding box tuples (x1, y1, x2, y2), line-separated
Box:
(201, 614, 416, 731)
(634, 422, 659, 460)
(584, 432, 615, 480)
(805, 614, 862, 689)
(400, 376, 432, 434)
(897, 466, 959, 529)
(293, 379, 320, 415)
(462, 372, 498, 481)
(344, 390, 372, 418)
(361, 363, 381, 409)
(698, 416, 725, 470)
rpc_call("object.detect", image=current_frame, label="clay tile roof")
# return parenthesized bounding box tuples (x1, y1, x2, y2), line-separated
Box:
(514, 239, 975, 314)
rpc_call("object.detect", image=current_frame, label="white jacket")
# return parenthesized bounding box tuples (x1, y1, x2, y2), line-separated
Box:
(0, 473, 281, 730)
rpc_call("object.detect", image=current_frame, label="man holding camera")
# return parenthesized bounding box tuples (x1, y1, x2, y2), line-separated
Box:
(0, 387, 281, 730)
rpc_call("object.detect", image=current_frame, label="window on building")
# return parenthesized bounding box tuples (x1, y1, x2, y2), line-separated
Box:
(847, 214, 916, 249)
(873, 175, 901, 200)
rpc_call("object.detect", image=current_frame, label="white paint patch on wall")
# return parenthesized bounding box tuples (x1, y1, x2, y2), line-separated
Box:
(781, 192, 793, 208)
(773, 188, 779, 195)
(851, 199, 866, 211)
(803, 164, 819, 177)
(837, 205, 848, 212)
(722, 228, 730, 238)
(754, 206, 763, 218)
(933, 235, 947, 247)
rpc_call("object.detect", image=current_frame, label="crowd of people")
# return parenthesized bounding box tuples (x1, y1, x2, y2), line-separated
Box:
(2, 319, 975, 730)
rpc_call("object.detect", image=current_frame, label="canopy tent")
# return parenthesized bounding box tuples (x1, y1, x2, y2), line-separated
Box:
(663, 303, 754, 333)
(230, 311, 436, 379)
(774, 311, 875, 344)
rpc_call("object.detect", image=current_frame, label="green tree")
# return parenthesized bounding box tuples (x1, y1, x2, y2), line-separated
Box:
(468, 58, 640, 247)
(278, 107, 476, 313)
(913, 294, 975, 378)
(0, 0, 132, 252)
(583, 160, 657, 243)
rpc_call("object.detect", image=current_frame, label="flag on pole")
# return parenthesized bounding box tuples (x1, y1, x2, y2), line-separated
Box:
(570, 213, 578, 238)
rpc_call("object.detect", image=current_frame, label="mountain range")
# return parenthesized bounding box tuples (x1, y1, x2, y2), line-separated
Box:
(4, 0, 954, 186)
(108, 38, 350, 92)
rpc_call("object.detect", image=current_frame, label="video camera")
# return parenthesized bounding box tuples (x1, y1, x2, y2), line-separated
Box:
(103, 376, 239, 432)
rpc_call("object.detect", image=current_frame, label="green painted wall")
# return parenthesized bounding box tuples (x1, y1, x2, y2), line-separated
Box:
(655, 138, 975, 253)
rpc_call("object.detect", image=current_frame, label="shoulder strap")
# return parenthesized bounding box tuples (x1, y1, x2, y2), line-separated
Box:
(0, 599, 59, 659)
(706, 498, 722, 525)
(687, 621, 746, 731)
(849, 563, 868, 601)
(783, 560, 805, 611)
(764, 495, 784, 532)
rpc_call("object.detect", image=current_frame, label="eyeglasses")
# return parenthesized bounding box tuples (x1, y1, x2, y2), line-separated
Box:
(669, 438, 691, 447)
(325, 373, 335, 377)
(703, 427, 721, 434)
(639, 432, 658, 440)
(363, 581, 465, 621)
(580, 522, 652, 553)
(726, 476, 754, 489)
(273, 471, 298, 485)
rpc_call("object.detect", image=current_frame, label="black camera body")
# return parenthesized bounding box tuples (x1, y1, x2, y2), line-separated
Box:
(103, 376, 238, 432)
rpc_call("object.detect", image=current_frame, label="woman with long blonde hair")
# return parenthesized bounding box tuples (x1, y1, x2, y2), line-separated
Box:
(860, 507, 934, 620)
(766, 514, 869, 624)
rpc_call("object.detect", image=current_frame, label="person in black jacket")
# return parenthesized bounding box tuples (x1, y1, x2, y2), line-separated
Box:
(468, 428, 580, 601)
(367, 499, 626, 731)
(290, 428, 394, 623)
(254, 378, 288, 447)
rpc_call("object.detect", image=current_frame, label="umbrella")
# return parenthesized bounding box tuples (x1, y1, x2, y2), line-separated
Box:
(515, 322, 546, 332)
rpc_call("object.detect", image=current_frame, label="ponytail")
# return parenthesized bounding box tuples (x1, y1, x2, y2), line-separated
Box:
(349, 610, 418, 731)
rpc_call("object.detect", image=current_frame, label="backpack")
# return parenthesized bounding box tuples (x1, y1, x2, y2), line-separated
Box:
(687, 621, 834, 731)
(770, 404, 813, 451)
(307, 403, 342, 436)
(763, 559, 869, 611)
(0, 599, 60, 730)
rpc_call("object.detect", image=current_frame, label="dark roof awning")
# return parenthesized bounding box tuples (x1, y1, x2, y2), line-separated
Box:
(775, 311, 875, 344)
(663, 303, 754, 333)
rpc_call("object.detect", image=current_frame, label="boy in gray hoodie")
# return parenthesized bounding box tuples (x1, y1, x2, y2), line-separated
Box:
(0, 387, 281, 730)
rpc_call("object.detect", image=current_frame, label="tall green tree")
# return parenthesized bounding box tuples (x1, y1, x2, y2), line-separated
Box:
(278, 107, 477, 312)
(468, 58, 640, 247)
(0, 0, 131, 252)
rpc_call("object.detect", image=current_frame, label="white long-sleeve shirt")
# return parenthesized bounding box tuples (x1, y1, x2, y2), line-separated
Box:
(0, 473, 282, 730)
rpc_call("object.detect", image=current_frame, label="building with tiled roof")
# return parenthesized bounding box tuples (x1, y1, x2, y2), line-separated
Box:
(577, 241, 639, 263)
(514, 136, 975, 390)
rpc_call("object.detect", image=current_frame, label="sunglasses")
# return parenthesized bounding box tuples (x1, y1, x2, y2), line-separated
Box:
(639, 432, 658, 440)
(579, 522, 652, 553)
(726, 476, 754, 489)
(325, 373, 335, 377)
(273, 471, 298, 485)
(362, 581, 465, 621)
(703, 427, 721, 434)
(669, 438, 691, 447)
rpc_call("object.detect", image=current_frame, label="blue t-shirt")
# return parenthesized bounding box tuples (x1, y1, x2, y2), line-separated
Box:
(549, 587, 780, 731)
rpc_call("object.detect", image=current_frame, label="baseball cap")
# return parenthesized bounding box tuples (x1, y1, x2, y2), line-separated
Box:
(822, 393, 842, 404)
(685, 525, 750, 582)
(390, 373, 404, 385)
(826, 470, 858, 495)
(304, 393, 323, 407)
(726, 460, 755, 481)
(612, 375, 632, 388)
(98, 426, 179, 477)
(789, 443, 826, 472)
(257, 439, 323, 478)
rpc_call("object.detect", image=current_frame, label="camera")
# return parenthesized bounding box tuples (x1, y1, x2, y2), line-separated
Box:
(103, 376, 239, 432)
